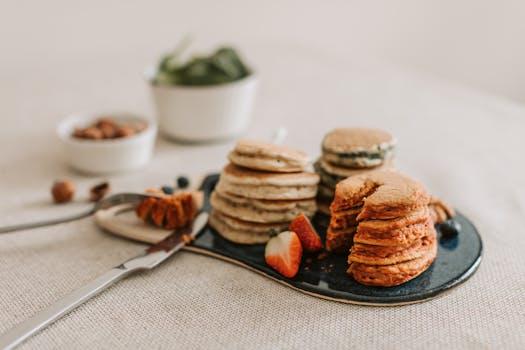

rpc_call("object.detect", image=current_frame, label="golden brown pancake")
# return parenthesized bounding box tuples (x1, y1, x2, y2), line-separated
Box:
(325, 226, 357, 253)
(331, 170, 430, 220)
(329, 206, 361, 230)
(347, 238, 437, 287)
(348, 232, 436, 265)
(324, 168, 437, 286)
(356, 206, 430, 232)
(354, 216, 435, 247)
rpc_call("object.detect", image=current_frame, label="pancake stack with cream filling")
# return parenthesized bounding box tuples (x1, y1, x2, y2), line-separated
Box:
(315, 128, 396, 217)
(328, 170, 437, 287)
(209, 140, 319, 244)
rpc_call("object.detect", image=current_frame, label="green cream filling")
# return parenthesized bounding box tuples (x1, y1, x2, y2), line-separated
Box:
(323, 145, 394, 160)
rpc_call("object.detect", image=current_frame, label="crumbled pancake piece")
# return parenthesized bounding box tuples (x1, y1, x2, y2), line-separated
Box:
(135, 191, 202, 229)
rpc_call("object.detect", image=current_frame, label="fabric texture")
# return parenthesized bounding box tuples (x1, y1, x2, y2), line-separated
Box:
(1, 45, 524, 349)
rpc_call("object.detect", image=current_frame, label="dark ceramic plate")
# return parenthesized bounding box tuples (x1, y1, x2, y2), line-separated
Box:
(184, 174, 483, 306)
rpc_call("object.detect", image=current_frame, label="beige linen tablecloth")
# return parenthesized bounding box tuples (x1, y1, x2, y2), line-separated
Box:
(1, 45, 524, 348)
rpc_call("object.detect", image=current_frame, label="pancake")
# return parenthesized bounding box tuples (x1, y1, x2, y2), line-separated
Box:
(354, 216, 435, 247)
(355, 206, 430, 234)
(325, 226, 357, 253)
(216, 180, 317, 200)
(346, 238, 437, 287)
(313, 160, 345, 188)
(314, 160, 392, 190)
(322, 128, 396, 168)
(210, 191, 316, 223)
(208, 210, 289, 244)
(348, 233, 436, 265)
(331, 170, 430, 220)
(228, 139, 309, 173)
(318, 182, 335, 198)
(217, 163, 319, 200)
(329, 207, 361, 230)
(215, 187, 316, 211)
(221, 163, 319, 186)
(320, 158, 395, 178)
(316, 188, 333, 216)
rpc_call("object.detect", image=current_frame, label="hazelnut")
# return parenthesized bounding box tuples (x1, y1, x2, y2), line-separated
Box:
(72, 128, 87, 138)
(71, 118, 146, 140)
(89, 181, 111, 202)
(95, 118, 118, 139)
(115, 126, 136, 138)
(52, 179, 75, 203)
(99, 123, 117, 139)
(81, 127, 103, 139)
(95, 118, 116, 129)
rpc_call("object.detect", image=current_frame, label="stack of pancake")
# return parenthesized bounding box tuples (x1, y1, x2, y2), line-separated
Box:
(209, 140, 320, 244)
(315, 128, 396, 217)
(328, 170, 437, 287)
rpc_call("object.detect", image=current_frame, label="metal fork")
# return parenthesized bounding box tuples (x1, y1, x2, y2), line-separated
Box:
(0, 193, 163, 234)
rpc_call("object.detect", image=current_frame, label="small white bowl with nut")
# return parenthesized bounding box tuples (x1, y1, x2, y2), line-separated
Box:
(57, 112, 157, 174)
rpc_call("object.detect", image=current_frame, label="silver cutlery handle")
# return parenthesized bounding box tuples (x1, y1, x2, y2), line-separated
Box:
(0, 268, 130, 350)
(0, 209, 95, 234)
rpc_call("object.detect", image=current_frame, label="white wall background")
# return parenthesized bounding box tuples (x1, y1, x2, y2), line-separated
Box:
(1, 0, 524, 101)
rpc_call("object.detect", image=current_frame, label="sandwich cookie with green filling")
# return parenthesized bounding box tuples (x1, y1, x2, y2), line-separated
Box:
(322, 128, 396, 168)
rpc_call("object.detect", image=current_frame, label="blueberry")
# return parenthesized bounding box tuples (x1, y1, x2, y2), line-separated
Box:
(161, 186, 174, 195)
(177, 176, 190, 189)
(440, 218, 461, 238)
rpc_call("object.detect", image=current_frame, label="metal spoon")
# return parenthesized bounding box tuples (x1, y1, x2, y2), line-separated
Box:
(0, 192, 165, 234)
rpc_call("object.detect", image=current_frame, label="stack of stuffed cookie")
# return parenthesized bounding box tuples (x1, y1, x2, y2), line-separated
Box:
(328, 170, 437, 287)
(209, 140, 320, 244)
(315, 128, 396, 216)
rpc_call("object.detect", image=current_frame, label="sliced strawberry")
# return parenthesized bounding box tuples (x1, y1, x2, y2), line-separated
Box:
(265, 231, 303, 278)
(289, 213, 323, 253)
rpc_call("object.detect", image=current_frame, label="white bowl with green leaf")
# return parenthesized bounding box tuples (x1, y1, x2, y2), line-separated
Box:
(147, 45, 258, 142)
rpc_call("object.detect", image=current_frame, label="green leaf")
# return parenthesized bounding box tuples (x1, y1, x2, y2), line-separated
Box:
(154, 44, 250, 86)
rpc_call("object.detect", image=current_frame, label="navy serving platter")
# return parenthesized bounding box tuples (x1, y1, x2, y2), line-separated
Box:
(183, 174, 483, 306)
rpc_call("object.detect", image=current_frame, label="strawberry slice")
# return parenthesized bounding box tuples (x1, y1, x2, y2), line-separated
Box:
(289, 213, 323, 253)
(265, 231, 303, 278)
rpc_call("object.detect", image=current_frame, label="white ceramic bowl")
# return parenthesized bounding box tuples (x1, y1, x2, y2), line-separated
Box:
(57, 112, 157, 174)
(147, 68, 258, 142)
